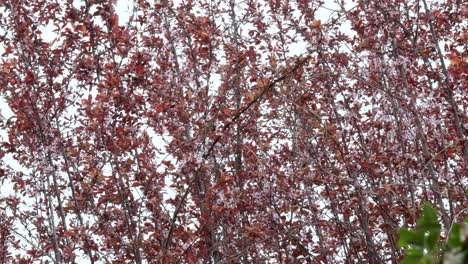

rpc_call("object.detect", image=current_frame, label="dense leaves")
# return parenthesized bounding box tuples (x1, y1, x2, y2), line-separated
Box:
(0, 0, 466, 263)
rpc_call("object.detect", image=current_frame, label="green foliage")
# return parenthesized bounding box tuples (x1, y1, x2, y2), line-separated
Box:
(398, 204, 468, 264)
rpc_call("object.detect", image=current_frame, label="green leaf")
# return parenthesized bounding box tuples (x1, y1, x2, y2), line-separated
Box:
(418, 204, 440, 231)
(398, 229, 414, 247)
(406, 248, 424, 257)
(426, 229, 441, 252)
(397, 204, 467, 264)
(420, 255, 434, 264)
(447, 223, 462, 248)
(398, 229, 425, 247)
(401, 248, 424, 264)
(401, 255, 422, 264)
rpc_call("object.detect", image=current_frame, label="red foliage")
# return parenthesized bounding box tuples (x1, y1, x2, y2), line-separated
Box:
(0, 0, 466, 263)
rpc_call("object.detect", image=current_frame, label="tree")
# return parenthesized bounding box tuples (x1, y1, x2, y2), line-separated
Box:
(0, 0, 466, 263)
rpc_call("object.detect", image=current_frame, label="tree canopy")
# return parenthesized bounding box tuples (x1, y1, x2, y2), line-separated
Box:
(0, 0, 466, 263)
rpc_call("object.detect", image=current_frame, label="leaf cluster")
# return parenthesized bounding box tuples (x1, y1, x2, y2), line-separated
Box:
(398, 204, 468, 264)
